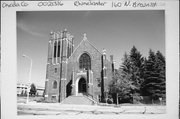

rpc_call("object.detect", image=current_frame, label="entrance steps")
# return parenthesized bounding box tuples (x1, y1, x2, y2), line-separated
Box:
(61, 94, 97, 105)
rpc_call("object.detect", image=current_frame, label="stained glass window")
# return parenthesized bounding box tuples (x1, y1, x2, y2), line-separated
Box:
(79, 53, 91, 70)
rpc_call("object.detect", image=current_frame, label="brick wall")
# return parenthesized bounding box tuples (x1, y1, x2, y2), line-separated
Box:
(45, 38, 113, 102)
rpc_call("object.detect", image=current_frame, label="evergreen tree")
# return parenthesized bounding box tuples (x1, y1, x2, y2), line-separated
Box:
(155, 51, 166, 100)
(108, 69, 132, 103)
(30, 83, 37, 96)
(142, 50, 166, 101)
(117, 70, 133, 103)
(119, 48, 144, 103)
(129, 46, 144, 94)
(120, 52, 134, 100)
(121, 52, 131, 78)
(141, 50, 156, 97)
(109, 47, 166, 104)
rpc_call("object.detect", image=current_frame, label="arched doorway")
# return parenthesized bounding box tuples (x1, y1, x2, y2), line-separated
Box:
(78, 78, 87, 94)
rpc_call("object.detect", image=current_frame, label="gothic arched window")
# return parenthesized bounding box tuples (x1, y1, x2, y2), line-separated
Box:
(79, 53, 91, 70)
(53, 81, 57, 89)
(54, 41, 57, 58)
(57, 41, 61, 57)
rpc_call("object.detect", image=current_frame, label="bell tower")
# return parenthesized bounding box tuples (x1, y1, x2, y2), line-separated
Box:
(45, 28, 74, 102)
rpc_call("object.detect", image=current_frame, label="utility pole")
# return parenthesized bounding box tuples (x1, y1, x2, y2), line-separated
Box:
(22, 54, 32, 104)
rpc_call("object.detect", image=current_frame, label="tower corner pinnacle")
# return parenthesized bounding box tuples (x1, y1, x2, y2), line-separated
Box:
(83, 33, 87, 40)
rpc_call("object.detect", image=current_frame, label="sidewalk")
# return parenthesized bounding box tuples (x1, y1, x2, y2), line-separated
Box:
(17, 102, 166, 115)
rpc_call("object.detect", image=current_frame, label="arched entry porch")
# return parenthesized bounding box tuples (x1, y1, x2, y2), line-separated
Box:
(75, 77, 87, 96)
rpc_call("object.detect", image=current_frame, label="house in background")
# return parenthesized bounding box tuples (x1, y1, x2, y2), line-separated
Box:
(17, 82, 45, 96)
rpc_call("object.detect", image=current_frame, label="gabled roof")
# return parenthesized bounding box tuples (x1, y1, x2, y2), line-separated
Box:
(68, 34, 102, 61)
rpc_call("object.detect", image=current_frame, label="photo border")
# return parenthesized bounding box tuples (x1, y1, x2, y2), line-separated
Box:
(1, 0, 179, 119)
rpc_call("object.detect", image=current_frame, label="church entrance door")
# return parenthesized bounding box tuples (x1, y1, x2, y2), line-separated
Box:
(78, 78, 87, 94)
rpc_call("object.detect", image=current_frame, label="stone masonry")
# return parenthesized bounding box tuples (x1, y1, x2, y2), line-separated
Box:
(44, 29, 114, 103)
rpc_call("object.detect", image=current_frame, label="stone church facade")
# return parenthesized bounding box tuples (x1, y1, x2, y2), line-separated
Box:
(44, 29, 115, 103)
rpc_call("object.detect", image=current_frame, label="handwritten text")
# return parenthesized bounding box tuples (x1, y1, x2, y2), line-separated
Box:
(2, 1, 28, 8)
(112, 1, 157, 8)
(37, 1, 63, 7)
(74, 0, 107, 7)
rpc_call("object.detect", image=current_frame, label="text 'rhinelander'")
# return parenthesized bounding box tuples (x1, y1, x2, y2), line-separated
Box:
(74, 0, 107, 7)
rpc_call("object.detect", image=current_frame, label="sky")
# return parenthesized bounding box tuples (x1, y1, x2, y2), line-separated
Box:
(17, 10, 165, 87)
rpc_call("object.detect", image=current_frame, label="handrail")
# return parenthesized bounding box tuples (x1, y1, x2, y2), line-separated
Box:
(83, 94, 98, 104)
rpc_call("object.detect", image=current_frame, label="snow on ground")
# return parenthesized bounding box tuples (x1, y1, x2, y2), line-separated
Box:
(17, 102, 166, 115)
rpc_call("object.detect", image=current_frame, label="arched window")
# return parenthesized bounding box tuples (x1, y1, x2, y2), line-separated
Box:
(54, 41, 57, 58)
(57, 41, 61, 57)
(55, 68, 57, 73)
(53, 81, 57, 89)
(79, 53, 91, 70)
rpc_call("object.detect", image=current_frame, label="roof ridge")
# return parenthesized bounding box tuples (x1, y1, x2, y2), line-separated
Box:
(68, 34, 102, 61)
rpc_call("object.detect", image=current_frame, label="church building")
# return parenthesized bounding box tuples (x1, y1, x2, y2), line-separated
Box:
(44, 29, 115, 103)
